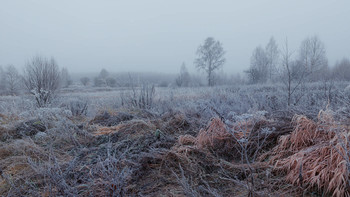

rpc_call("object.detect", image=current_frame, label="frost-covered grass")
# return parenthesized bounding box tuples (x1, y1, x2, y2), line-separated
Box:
(57, 81, 348, 118)
(1, 81, 349, 120)
(0, 82, 349, 196)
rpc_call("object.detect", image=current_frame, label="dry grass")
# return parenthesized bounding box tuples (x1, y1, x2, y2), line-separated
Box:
(1, 105, 348, 196)
(0, 139, 51, 195)
(0, 113, 19, 124)
(178, 134, 196, 146)
(194, 117, 272, 161)
(196, 118, 232, 149)
(266, 110, 350, 197)
(93, 119, 156, 137)
(196, 117, 257, 150)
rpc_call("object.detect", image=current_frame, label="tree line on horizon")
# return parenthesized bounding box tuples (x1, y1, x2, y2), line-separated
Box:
(0, 35, 349, 105)
(175, 36, 350, 88)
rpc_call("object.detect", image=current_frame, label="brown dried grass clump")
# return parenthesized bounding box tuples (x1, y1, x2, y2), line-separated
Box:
(93, 124, 124, 136)
(289, 115, 318, 150)
(155, 111, 191, 135)
(0, 113, 19, 124)
(196, 118, 251, 153)
(93, 120, 156, 137)
(178, 135, 196, 146)
(0, 139, 48, 161)
(268, 110, 350, 197)
(0, 139, 52, 195)
(196, 118, 230, 149)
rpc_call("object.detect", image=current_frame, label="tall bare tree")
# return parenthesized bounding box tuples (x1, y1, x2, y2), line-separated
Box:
(265, 36, 279, 81)
(80, 77, 90, 86)
(333, 58, 350, 81)
(23, 56, 61, 107)
(280, 39, 310, 106)
(175, 62, 191, 87)
(5, 65, 21, 95)
(280, 39, 294, 106)
(0, 66, 6, 92)
(195, 37, 225, 86)
(246, 46, 269, 83)
(94, 68, 109, 87)
(60, 67, 72, 88)
(106, 77, 117, 87)
(299, 36, 327, 81)
(99, 68, 109, 79)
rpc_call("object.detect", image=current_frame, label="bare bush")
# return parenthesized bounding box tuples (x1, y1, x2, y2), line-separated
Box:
(80, 77, 90, 86)
(93, 146, 132, 197)
(27, 150, 78, 197)
(23, 56, 61, 107)
(68, 99, 88, 116)
(226, 113, 272, 195)
(121, 84, 156, 109)
(172, 164, 200, 197)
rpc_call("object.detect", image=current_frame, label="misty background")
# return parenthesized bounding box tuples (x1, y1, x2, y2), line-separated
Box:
(1, 0, 349, 75)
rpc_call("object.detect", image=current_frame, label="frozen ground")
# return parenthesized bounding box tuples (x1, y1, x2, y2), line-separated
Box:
(0, 82, 349, 196)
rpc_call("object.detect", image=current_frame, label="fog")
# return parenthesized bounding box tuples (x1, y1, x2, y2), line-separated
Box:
(2, 2, 350, 196)
(1, 0, 349, 74)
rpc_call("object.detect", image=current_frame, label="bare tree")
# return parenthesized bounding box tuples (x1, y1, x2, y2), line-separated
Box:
(0, 66, 6, 92)
(94, 77, 105, 87)
(280, 39, 294, 106)
(5, 65, 21, 95)
(319, 65, 334, 103)
(106, 77, 117, 87)
(80, 77, 90, 86)
(60, 68, 72, 88)
(246, 46, 269, 84)
(175, 62, 191, 87)
(229, 73, 244, 85)
(94, 68, 109, 87)
(23, 56, 61, 107)
(99, 68, 109, 79)
(333, 58, 350, 81)
(299, 36, 327, 81)
(280, 39, 310, 106)
(265, 37, 279, 81)
(195, 37, 226, 86)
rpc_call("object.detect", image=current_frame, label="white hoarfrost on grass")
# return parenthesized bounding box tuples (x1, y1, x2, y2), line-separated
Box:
(0, 81, 349, 196)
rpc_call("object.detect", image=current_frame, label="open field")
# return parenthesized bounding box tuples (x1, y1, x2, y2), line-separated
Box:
(2, 1, 350, 196)
(0, 82, 349, 196)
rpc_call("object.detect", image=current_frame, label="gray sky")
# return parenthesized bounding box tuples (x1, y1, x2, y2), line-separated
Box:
(1, 0, 349, 74)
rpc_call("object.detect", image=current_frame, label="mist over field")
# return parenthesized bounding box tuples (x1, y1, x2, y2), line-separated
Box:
(1, 0, 350, 74)
(0, 1, 350, 196)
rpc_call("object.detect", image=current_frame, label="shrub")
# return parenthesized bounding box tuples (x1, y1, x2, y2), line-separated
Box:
(68, 99, 88, 116)
(23, 56, 61, 107)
